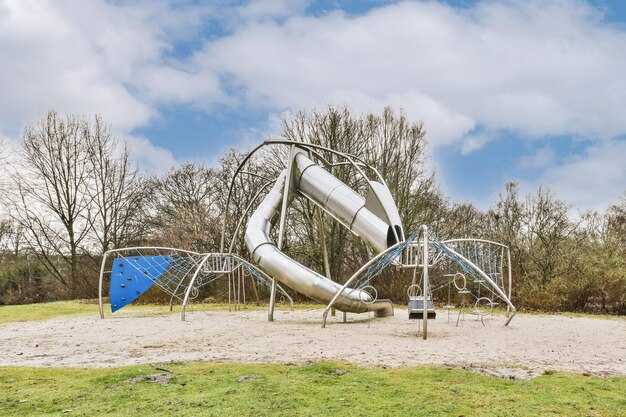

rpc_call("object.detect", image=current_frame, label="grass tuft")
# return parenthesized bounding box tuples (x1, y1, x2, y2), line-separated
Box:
(0, 362, 624, 416)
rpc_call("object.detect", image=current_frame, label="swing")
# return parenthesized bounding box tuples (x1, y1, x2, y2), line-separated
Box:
(407, 284, 436, 320)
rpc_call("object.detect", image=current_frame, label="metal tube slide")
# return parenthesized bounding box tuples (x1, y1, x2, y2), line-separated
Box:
(294, 154, 402, 250)
(245, 155, 398, 316)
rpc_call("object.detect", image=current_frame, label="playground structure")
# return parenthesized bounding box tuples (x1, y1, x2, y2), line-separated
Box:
(98, 140, 516, 339)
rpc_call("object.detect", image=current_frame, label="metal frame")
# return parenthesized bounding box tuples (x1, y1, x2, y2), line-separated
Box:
(98, 246, 203, 319)
(269, 145, 298, 322)
(431, 240, 517, 326)
(320, 225, 432, 336)
(220, 139, 397, 253)
(98, 140, 517, 340)
(221, 140, 403, 322)
(320, 227, 517, 336)
(98, 247, 294, 320)
(441, 238, 513, 314)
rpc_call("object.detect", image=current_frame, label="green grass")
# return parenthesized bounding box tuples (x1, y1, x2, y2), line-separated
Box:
(1, 303, 624, 416)
(0, 300, 319, 324)
(0, 362, 624, 417)
(0, 301, 99, 324)
(1, 300, 622, 325)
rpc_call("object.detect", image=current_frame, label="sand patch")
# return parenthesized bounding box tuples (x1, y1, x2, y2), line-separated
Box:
(1, 308, 624, 379)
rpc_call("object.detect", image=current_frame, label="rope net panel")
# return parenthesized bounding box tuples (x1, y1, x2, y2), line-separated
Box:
(103, 248, 294, 313)
(429, 238, 510, 307)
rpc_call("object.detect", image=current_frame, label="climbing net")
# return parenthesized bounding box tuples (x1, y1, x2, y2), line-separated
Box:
(99, 248, 294, 315)
(349, 230, 420, 293)
(427, 237, 513, 324)
(323, 229, 425, 313)
(102, 247, 219, 305)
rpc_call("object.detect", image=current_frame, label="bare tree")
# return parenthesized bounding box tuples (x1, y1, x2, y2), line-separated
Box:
(0, 220, 24, 255)
(606, 192, 626, 247)
(9, 110, 93, 297)
(86, 116, 146, 253)
(520, 186, 574, 285)
(146, 163, 221, 252)
(0, 220, 11, 252)
(0, 136, 11, 212)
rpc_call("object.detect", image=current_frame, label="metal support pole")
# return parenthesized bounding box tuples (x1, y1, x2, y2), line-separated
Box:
(237, 267, 241, 311)
(507, 248, 512, 317)
(268, 280, 277, 321)
(241, 265, 246, 309)
(181, 253, 212, 321)
(228, 271, 232, 312)
(316, 207, 334, 316)
(422, 226, 429, 340)
(269, 145, 296, 322)
(316, 207, 332, 279)
(250, 270, 260, 305)
(98, 252, 109, 319)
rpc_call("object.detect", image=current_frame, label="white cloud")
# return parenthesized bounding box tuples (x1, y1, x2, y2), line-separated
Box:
(461, 132, 493, 155)
(190, 0, 626, 148)
(1, 0, 625, 209)
(3, 0, 626, 148)
(0, 0, 156, 132)
(0, 0, 215, 172)
(536, 140, 626, 210)
(184, 0, 626, 209)
(519, 146, 556, 169)
(236, 0, 311, 22)
(121, 134, 176, 175)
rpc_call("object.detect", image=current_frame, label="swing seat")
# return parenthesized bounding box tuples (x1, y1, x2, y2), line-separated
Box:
(408, 296, 436, 320)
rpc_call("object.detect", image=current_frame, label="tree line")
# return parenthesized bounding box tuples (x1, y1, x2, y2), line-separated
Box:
(0, 107, 624, 314)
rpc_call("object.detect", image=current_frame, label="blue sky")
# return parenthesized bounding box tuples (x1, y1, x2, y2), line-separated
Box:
(1, 0, 625, 211)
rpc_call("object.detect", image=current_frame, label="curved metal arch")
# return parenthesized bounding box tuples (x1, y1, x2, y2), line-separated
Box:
(98, 246, 204, 319)
(181, 252, 214, 320)
(98, 252, 109, 319)
(220, 139, 393, 253)
(180, 253, 296, 320)
(220, 142, 269, 253)
(103, 246, 202, 256)
(264, 140, 370, 182)
(439, 246, 516, 325)
(321, 225, 429, 328)
(326, 161, 387, 186)
(441, 238, 509, 250)
(227, 181, 275, 254)
(440, 238, 513, 311)
(168, 253, 209, 311)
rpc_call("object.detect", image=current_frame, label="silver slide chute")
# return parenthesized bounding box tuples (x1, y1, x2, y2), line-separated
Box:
(245, 152, 402, 316)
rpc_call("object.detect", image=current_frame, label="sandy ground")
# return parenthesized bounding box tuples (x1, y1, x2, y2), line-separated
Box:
(1, 308, 625, 379)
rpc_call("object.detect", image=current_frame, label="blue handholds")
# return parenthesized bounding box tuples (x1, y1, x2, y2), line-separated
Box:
(110, 256, 173, 312)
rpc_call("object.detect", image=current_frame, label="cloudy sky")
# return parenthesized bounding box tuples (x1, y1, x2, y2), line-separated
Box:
(1, 0, 625, 211)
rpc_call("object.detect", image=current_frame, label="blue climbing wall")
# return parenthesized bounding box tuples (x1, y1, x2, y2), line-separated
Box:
(110, 256, 173, 312)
